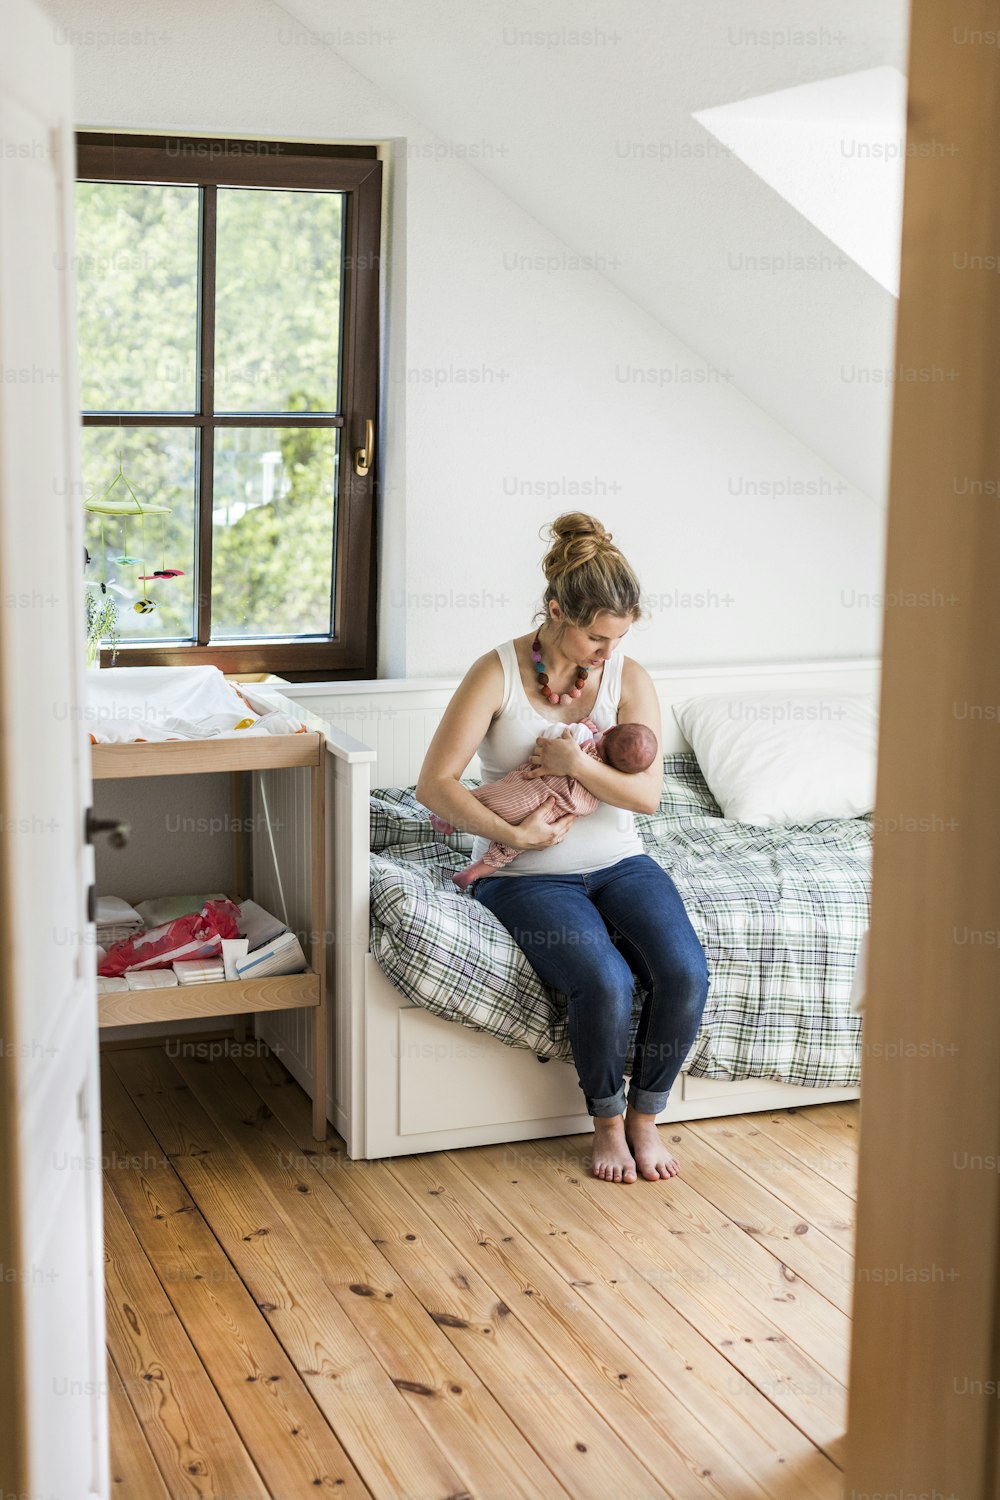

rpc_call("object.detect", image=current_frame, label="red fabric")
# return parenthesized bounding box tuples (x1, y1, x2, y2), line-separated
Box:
(98, 898, 240, 977)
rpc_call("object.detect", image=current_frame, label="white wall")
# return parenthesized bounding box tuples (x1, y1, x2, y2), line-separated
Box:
(92, 774, 232, 901)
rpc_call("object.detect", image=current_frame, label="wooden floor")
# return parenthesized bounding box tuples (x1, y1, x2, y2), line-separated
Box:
(100, 1039, 859, 1500)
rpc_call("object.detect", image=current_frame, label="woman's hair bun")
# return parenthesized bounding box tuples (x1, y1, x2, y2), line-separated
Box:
(536, 511, 644, 631)
(541, 512, 614, 579)
(550, 512, 612, 545)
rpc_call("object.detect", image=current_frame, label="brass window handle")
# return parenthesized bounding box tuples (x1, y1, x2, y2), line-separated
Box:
(353, 418, 374, 477)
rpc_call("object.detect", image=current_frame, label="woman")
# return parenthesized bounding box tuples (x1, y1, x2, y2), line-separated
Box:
(415, 513, 709, 1184)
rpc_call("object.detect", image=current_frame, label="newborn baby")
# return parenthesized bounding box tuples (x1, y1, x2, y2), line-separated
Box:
(429, 716, 658, 890)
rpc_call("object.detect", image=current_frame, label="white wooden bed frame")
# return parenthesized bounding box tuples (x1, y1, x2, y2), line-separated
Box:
(250, 658, 875, 1159)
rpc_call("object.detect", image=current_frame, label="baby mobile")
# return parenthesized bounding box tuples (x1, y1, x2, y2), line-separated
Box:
(84, 450, 184, 622)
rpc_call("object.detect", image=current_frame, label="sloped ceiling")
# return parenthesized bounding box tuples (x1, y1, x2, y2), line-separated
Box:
(276, 0, 909, 501)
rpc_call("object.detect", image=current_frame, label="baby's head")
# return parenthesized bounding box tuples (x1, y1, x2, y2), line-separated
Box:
(596, 722, 658, 774)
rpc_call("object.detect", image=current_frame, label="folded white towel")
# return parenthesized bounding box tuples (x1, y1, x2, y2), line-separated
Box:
(97, 976, 128, 993)
(96, 895, 143, 928)
(125, 969, 179, 990)
(97, 904, 144, 944)
(97, 926, 144, 945)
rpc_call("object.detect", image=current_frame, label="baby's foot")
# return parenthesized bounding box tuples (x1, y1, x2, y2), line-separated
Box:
(429, 812, 455, 835)
(624, 1108, 680, 1181)
(452, 859, 493, 890)
(591, 1115, 637, 1184)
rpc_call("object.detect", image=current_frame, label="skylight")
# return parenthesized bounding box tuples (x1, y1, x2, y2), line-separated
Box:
(694, 66, 907, 296)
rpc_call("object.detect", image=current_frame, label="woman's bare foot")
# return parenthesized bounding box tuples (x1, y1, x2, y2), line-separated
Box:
(624, 1105, 680, 1181)
(591, 1115, 637, 1183)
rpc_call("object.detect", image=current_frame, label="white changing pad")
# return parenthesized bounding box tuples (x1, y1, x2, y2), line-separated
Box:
(84, 666, 307, 743)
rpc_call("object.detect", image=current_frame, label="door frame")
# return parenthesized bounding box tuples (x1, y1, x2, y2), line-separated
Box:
(847, 0, 1000, 1491)
(0, 1, 108, 1493)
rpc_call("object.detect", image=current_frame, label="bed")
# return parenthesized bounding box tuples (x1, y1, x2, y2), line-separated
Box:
(249, 658, 875, 1161)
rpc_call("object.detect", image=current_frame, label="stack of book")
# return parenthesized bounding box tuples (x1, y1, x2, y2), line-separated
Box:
(234, 931, 307, 980)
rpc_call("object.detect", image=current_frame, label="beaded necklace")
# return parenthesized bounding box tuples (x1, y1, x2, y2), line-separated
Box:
(531, 628, 591, 706)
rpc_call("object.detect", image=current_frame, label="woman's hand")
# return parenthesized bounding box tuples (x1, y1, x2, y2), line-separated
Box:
(524, 728, 582, 780)
(513, 798, 577, 851)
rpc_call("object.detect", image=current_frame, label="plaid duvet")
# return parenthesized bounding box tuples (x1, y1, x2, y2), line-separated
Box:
(369, 755, 868, 1086)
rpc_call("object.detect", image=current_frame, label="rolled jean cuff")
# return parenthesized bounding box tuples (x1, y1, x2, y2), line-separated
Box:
(626, 1083, 670, 1116)
(588, 1087, 627, 1118)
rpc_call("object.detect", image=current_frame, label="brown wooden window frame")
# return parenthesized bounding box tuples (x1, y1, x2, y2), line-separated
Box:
(76, 132, 381, 680)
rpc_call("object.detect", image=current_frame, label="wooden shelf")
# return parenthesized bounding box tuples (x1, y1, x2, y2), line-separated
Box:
(91, 725, 328, 1138)
(97, 970, 320, 1029)
(91, 732, 322, 780)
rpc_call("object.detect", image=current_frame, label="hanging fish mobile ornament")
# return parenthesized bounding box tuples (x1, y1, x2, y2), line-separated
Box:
(83, 452, 184, 616)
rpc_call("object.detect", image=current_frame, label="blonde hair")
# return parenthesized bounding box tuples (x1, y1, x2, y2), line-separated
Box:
(534, 512, 644, 632)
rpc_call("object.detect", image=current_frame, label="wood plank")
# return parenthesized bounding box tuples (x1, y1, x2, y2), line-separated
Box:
(102, 1178, 269, 1498)
(91, 731, 322, 779)
(737, 1111, 859, 1199)
(508, 1131, 851, 1387)
(101, 1067, 371, 1498)
(368, 1166, 770, 1500)
(100, 1038, 858, 1497)
(470, 1134, 845, 1452)
(98, 971, 319, 1028)
(235, 1046, 844, 1500)
(845, 0, 1000, 1488)
(791, 1101, 861, 1146)
(208, 1056, 770, 1500)
(661, 1123, 853, 1314)
(159, 1047, 643, 1500)
(393, 1154, 841, 1500)
(108, 1047, 537, 1500)
(689, 1116, 857, 1253)
(106, 1352, 172, 1499)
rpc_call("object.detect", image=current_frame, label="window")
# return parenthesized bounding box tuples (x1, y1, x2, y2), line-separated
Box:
(75, 133, 381, 678)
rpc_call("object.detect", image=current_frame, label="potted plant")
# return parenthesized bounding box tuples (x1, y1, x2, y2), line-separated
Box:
(85, 586, 120, 667)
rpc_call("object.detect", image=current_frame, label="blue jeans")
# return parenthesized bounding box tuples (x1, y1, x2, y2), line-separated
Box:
(471, 853, 709, 1118)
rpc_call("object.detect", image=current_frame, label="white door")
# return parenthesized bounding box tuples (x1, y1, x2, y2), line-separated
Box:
(0, 3, 108, 1498)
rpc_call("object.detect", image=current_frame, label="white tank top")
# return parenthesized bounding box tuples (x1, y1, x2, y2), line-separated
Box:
(469, 639, 645, 878)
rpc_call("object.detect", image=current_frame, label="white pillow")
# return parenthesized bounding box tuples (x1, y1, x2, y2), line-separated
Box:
(672, 689, 878, 825)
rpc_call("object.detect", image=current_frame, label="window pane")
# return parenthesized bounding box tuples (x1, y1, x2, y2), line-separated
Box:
(211, 427, 337, 639)
(82, 427, 198, 644)
(76, 182, 200, 412)
(214, 188, 343, 413)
